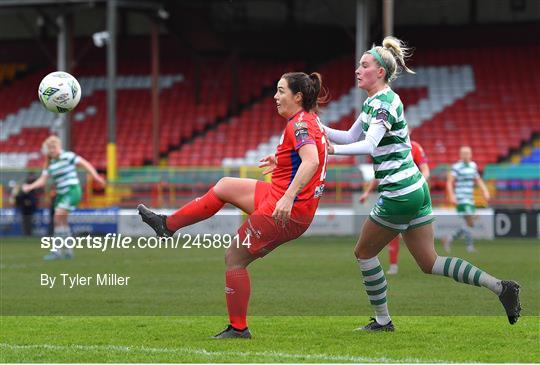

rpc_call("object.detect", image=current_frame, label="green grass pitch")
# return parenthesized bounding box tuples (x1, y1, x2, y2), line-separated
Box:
(1, 236, 539, 363)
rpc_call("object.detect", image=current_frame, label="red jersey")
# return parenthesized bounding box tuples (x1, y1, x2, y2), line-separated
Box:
(269, 110, 328, 221)
(411, 140, 428, 167)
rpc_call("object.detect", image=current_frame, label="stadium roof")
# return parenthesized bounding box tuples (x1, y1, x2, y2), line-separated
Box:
(0, 0, 163, 10)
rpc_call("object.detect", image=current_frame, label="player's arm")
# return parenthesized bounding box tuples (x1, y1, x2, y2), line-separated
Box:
(359, 179, 378, 203)
(446, 171, 457, 205)
(419, 163, 430, 180)
(77, 157, 106, 186)
(22, 172, 48, 193)
(475, 175, 490, 203)
(323, 115, 364, 144)
(272, 144, 319, 223)
(328, 120, 386, 155)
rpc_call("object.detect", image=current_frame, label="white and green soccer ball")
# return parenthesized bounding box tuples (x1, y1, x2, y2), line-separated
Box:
(38, 71, 81, 113)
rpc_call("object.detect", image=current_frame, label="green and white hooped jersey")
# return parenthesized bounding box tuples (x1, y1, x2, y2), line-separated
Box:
(42, 151, 81, 194)
(362, 87, 425, 198)
(451, 161, 479, 205)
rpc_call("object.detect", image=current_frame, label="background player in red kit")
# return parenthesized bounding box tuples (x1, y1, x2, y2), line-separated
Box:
(138, 72, 328, 339)
(359, 139, 430, 275)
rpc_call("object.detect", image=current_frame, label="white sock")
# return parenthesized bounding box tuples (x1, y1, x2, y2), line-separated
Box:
(358, 256, 391, 325)
(431, 256, 502, 295)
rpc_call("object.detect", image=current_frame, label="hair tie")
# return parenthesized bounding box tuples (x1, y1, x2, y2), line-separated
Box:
(368, 48, 390, 78)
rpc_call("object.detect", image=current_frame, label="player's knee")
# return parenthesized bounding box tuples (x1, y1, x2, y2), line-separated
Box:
(419, 257, 436, 274)
(213, 177, 233, 199)
(53, 214, 63, 226)
(420, 263, 432, 274)
(224, 247, 248, 269)
(354, 246, 370, 260)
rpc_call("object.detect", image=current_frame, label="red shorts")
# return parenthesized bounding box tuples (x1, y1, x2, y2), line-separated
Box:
(236, 181, 311, 257)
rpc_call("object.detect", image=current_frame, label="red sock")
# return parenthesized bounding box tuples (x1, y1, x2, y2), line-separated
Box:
(388, 236, 400, 265)
(225, 268, 251, 330)
(166, 188, 225, 231)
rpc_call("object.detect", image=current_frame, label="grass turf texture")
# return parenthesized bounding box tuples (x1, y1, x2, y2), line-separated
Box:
(1, 237, 539, 362)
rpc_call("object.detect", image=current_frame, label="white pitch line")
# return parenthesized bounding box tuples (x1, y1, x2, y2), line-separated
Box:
(0, 342, 450, 363)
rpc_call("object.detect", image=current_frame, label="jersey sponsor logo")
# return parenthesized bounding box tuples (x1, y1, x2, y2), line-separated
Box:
(294, 127, 310, 145)
(375, 108, 389, 122)
(294, 121, 307, 130)
(224, 287, 235, 295)
(375, 103, 392, 129)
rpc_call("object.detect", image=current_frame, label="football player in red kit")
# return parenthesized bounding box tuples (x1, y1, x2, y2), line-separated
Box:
(138, 72, 328, 339)
(359, 140, 430, 274)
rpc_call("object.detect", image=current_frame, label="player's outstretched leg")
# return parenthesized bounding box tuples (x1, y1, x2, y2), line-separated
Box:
(137, 204, 174, 237)
(138, 187, 226, 237)
(139, 179, 258, 237)
(431, 256, 521, 323)
(404, 224, 522, 325)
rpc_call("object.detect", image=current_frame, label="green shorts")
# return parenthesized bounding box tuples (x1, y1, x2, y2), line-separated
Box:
(457, 203, 476, 216)
(55, 184, 82, 211)
(369, 182, 434, 232)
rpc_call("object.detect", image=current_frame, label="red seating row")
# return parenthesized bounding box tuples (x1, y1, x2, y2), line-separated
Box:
(412, 46, 540, 170)
(2, 57, 304, 169)
(3, 44, 539, 171)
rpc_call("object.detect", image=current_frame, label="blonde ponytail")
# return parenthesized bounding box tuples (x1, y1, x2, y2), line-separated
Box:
(382, 36, 415, 76)
(367, 36, 415, 83)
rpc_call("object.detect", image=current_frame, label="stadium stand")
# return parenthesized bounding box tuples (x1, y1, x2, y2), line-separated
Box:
(1, 56, 303, 169)
(412, 45, 540, 171)
(1, 45, 539, 178)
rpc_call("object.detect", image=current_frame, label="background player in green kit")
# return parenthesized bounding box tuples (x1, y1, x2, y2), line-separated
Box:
(22, 135, 106, 260)
(443, 146, 490, 253)
(324, 36, 521, 331)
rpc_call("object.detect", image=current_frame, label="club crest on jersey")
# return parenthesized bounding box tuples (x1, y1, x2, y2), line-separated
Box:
(377, 197, 384, 206)
(314, 184, 325, 198)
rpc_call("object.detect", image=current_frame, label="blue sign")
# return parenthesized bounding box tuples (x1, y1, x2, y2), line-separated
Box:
(0, 208, 118, 236)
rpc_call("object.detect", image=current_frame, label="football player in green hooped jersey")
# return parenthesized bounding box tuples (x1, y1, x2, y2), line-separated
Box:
(22, 135, 106, 260)
(443, 146, 491, 253)
(323, 36, 521, 331)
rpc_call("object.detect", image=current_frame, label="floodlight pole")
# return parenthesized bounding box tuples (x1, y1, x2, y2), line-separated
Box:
(383, 0, 394, 37)
(107, 0, 118, 183)
(56, 14, 72, 150)
(151, 19, 160, 166)
(355, 0, 368, 118)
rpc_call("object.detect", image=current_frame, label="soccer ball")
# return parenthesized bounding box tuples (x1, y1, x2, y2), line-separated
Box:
(38, 71, 81, 113)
